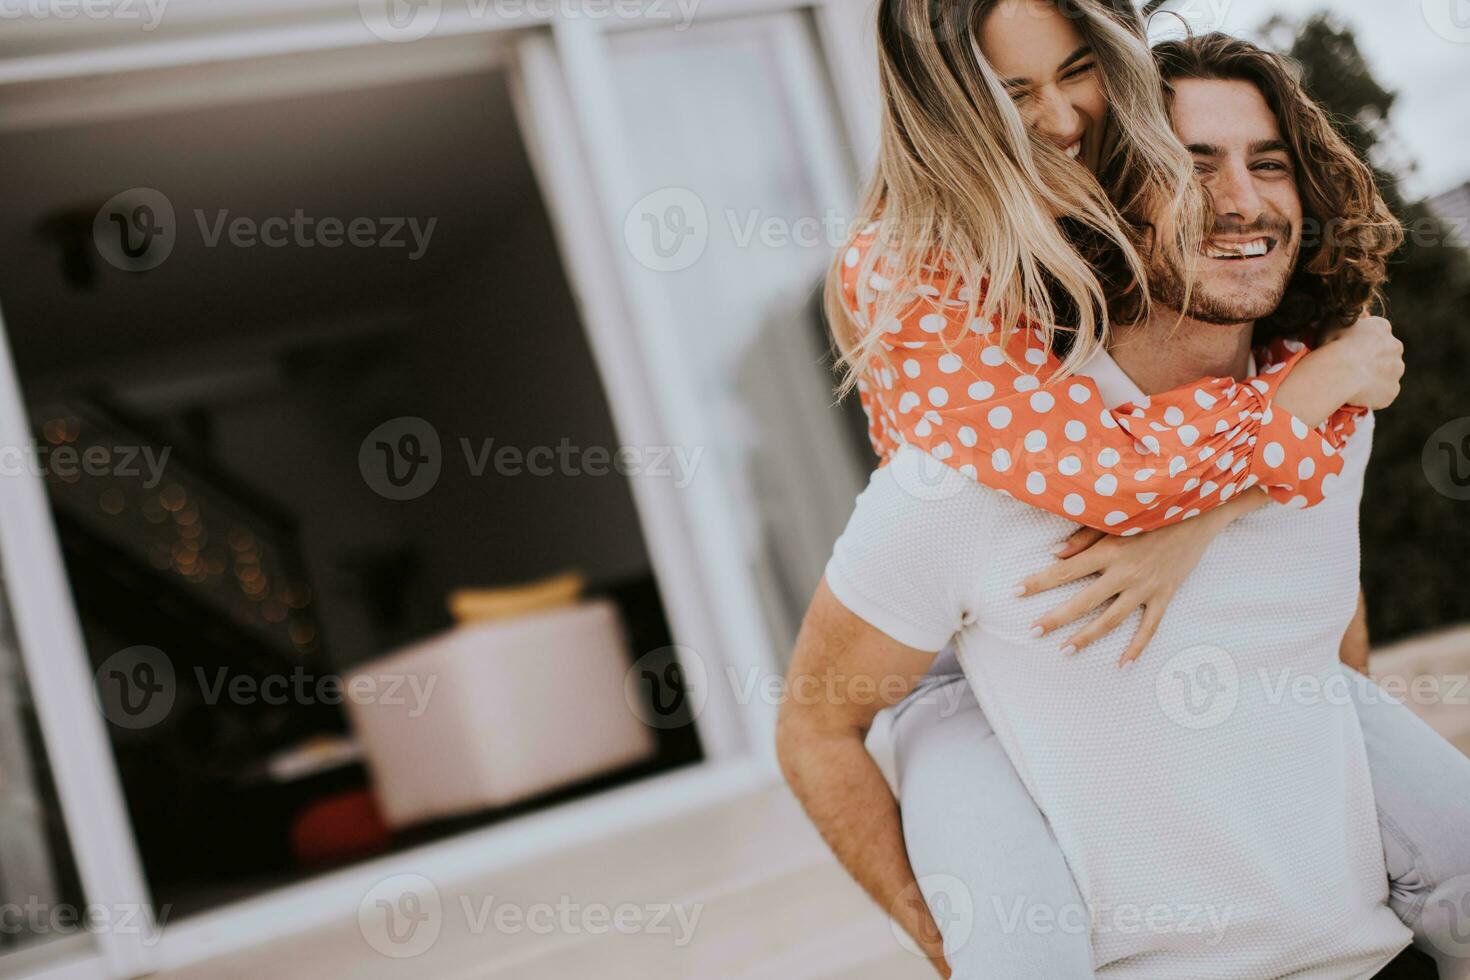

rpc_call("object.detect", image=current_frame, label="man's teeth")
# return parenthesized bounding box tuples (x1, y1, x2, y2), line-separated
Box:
(1205, 237, 1272, 259)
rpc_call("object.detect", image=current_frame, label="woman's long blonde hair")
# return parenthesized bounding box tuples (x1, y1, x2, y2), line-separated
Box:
(827, 0, 1207, 394)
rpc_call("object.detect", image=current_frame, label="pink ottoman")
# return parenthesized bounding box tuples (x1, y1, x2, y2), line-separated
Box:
(344, 599, 656, 829)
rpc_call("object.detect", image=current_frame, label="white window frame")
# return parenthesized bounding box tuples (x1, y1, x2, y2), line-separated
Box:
(0, 2, 876, 976)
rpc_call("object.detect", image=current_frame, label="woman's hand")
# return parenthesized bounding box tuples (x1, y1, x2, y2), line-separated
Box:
(1016, 490, 1270, 665)
(1318, 313, 1405, 410)
(1275, 313, 1403, 428)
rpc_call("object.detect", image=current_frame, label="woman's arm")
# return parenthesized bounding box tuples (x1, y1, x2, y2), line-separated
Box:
(1018, 486, 1273, 664)
(1264, 315, 1402, 430)
(841, 234, 1400, 535)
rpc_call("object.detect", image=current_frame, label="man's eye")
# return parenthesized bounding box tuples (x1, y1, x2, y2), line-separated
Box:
(1253, 161, 1290, 173)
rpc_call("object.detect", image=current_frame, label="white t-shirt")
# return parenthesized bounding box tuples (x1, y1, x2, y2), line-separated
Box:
(827, 347, 1410, 978)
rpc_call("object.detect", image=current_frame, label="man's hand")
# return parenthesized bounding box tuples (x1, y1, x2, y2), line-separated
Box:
(776, 579, 951, 976)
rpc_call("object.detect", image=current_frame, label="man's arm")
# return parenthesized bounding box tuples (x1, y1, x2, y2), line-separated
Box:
(776, 578, 951, 977)
(1340, 587, 1370, 674)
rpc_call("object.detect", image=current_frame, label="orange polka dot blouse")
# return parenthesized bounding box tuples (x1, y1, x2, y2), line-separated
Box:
(841, 228, 1365, 536)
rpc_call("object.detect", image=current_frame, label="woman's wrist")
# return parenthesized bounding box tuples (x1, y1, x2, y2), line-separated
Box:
(1272, 342, 1360, 429)
(1196, 486, 1271, 535)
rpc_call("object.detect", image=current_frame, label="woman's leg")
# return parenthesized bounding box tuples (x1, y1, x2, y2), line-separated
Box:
(1347, 664, 1470, 980)
(890, 674, 1094, 978)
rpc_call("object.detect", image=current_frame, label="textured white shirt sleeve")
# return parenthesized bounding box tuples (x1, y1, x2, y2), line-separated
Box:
(824, 446, 999, 653)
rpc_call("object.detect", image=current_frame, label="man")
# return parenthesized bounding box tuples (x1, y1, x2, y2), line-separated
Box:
(778, 34, 1470, 980)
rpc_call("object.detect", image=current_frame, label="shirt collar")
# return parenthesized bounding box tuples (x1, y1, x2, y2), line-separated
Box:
(1076, 346, 1259, 411)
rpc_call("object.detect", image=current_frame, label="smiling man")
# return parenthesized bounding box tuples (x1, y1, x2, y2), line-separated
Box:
(779, 32, 1470, 980)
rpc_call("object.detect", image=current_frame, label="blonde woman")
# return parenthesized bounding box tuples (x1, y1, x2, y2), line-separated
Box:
(779, 5, 1470, 978)
(831, 0, 1399, 662)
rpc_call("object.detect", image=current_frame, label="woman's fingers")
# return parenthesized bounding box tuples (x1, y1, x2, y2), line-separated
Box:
(1118, 600, 1168, 667)
(1030, 578, 1119, 636)
(1017, 547, 1107, 596)
(1060, 590, 1139, 654)
(1054, 526, 1105, 559)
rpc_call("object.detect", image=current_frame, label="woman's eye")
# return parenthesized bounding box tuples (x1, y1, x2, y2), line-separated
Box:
(1064, 62, 1096, 81)
(1008, 88, 1030, 104)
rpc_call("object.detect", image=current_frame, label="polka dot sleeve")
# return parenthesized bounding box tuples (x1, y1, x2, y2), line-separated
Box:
(842, 232, 1362, 536)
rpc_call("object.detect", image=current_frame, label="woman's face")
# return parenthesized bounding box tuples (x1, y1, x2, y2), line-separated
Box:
(978, 0, 1109, 172)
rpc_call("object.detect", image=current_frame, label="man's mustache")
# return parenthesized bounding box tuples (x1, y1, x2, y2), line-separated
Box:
(1209, 217, 1294, 245)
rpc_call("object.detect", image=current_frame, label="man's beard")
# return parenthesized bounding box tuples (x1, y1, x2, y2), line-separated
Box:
(1150, 219, 1296, 325)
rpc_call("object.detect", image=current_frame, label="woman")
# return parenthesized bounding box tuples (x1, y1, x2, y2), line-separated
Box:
(828, 0, 1398, 662)
(787, 0, 1470, 976)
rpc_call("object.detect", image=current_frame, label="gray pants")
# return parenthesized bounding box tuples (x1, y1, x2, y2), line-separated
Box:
(891, 664, 1470, 979)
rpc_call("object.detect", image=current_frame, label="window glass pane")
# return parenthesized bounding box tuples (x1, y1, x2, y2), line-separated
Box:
(607, 17, 870, 653)
(0, 578, 92, 963)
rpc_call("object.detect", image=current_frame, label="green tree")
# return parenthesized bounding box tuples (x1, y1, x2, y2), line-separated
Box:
(1266, 13, 1470, 642)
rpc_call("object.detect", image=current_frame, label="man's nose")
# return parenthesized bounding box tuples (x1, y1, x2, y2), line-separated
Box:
(1210, 161, 1265, 225)
(1032, 87, 1080, 144)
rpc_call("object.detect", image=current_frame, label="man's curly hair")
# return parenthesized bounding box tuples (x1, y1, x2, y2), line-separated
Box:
(1150, 33, 1403, 345)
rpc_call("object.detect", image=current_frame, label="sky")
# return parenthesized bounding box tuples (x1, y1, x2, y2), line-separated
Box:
(1150, 0, 1470, 200)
